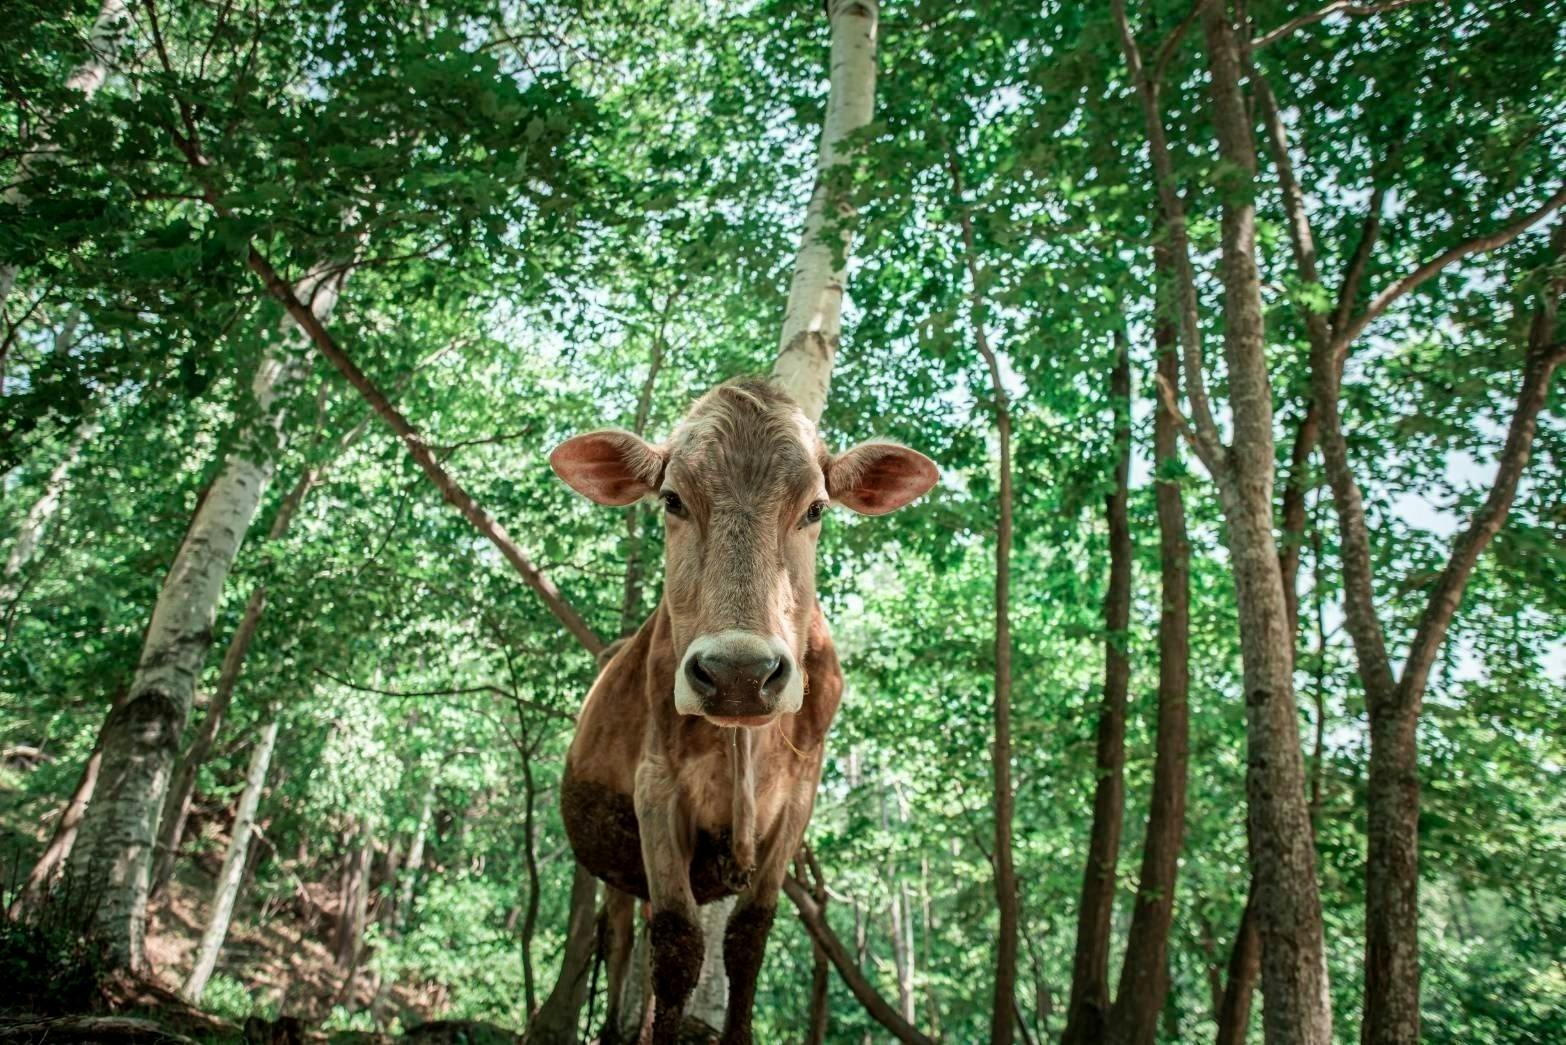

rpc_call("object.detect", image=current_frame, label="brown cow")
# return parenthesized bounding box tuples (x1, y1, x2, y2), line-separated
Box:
(550, 378, 937, 1044)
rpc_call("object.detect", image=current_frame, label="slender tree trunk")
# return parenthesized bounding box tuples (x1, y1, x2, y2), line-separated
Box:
(336, 820, 373, 971)
(882, 783, 915, 1026)
(64, 268, 342, 970)
(181, 716, 280, 1003)
(619, 296, 670, 635)
(1107, 288, 1190, 1045)
(805, 941, 831, 1045)
(919, 855, 941, 1039)
(528, 862, 600, 1044)
(771, 0, 879, 424)
(520, 734, 541, 1017)
(946, 150, 1019, 1045)
(1215, 896, 1261, 1045)
(1063, 334, 1133, 1045)
(396, 784, 433, 931)
(0, 0, 129, 313)
(1199, 8, 1334, 1042)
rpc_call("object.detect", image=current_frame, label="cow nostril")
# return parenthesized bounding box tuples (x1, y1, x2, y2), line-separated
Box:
(762, 657, 790, 695)
(687, 656, 718, 696)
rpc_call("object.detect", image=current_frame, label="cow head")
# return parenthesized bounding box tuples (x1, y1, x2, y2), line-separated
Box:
(551, 378, 937, 727)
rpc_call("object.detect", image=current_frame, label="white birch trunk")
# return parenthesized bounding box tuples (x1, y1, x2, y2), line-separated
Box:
(181, 715, 280, 1003)
(687, 896, 737, 1035)
(771, 0, 879, 424)
(396, 784, 434, 931)
(0, 0, 130, 310)
(67, 266, 343, 970)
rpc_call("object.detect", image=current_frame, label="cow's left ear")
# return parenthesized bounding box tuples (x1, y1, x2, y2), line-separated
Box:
(827, 441, 939, 516)
(550, 430, 664, 507)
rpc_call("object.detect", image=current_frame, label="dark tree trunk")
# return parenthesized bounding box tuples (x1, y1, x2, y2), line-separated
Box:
(529, 863, 600, 1045)
(335, 823, 373, 971)
(1107, 288, 1190, 1045)
(1215, 895, 1260, 1045)
(1353, 229, 1565, 1045)
(1063, 333, 1133, 1045)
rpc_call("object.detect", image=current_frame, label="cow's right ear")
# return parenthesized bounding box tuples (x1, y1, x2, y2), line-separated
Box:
(549, 431, 664, 507)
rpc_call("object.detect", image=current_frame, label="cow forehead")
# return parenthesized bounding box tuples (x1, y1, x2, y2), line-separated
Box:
(667, 382, 825, 503)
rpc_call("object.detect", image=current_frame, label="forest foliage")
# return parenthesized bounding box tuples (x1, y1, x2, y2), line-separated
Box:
(1, 1, 1563, 1043)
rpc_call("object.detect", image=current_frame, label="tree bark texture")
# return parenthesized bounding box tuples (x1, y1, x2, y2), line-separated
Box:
(66, 266, 341, 970)
(1107, 291, 1190, 1045)
(528, 862, 600, 1044)
(1199, 7, 1334, 1042)
(772, 0, 879, 424)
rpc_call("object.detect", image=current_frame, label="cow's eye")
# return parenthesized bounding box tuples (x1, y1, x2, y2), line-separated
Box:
(661, 491, 685, 517)
(802, 500, 827, 527)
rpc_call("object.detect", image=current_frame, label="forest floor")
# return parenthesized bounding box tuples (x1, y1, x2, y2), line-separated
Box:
(1, 775, 516, 1044)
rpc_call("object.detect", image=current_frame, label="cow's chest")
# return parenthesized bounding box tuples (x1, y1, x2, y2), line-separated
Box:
(560, 751, 798, 905)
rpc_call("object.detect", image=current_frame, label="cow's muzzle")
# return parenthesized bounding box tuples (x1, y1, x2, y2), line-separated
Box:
(675, 631, 802, 725)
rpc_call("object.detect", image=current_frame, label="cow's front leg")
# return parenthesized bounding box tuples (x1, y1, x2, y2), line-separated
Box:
(635, 759, 703, 1045)
(718, 897, 775, 1045)
(720, 807, 808, 1045)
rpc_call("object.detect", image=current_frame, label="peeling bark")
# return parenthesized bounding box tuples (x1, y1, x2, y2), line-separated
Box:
(65, 267, 342, 970)
(151, 436, 347, 898)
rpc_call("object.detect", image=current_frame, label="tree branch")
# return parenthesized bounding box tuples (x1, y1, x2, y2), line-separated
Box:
(783, 873, 936, 1045)
(244, 247, 605, 656)
(312, 667, 576, 722)
(1395, 224, 1566, 706)
(1330, 182, 1390, 338)
(1151, 0, 1206, 86)
(1335, 184, 1566, 363)
(1251, 0, 1433, 49)
(1111, 0, 1227, 478)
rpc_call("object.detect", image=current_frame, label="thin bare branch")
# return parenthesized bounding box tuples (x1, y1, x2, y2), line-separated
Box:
(1252, 0, 1433, 49)
(1335, 185, 1566, 361)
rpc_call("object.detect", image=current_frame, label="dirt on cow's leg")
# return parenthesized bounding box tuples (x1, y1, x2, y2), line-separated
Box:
(719, 902, 776, 1045)
(649, 910, 705, 1045)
